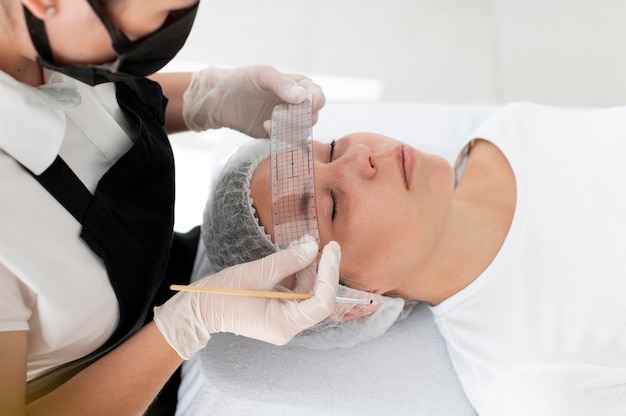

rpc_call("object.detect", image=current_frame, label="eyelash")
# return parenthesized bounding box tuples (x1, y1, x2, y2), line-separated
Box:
(329, 140, 337, 220)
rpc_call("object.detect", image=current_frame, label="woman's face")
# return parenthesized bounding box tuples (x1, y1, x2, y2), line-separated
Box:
(250, 132, 456, 298)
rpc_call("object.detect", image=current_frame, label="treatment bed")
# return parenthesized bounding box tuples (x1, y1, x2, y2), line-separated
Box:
(172, 103, 496, 415)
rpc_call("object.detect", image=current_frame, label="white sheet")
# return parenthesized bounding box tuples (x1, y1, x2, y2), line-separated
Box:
(177, 304, 473, 416)
(175, 103, 496, 415)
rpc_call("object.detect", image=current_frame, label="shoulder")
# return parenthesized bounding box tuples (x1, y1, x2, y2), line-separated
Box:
(458, 138, 516, 215)
(0, 71, 65, 174)
(473, 102, 552, 133)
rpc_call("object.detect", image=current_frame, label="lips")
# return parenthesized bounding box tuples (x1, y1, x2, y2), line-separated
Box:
(401, 146, 414, 189)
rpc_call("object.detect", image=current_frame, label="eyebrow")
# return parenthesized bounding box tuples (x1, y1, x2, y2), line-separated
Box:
(275, 191, 313, 222)
(300, 192, 310, 217)
(300, 191, 318, 235)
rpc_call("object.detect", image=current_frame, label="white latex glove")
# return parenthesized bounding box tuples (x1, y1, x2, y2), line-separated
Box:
(153, 241, 340, 359)
(182, 65, 326, 138)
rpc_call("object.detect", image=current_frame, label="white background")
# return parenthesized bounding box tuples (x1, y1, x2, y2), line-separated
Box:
(169, 0, 626, 106)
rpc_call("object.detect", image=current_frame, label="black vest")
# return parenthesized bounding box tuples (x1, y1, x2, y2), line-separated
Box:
(25, 78, 176, 402)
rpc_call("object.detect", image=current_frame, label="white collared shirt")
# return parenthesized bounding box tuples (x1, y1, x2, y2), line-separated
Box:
(0, 70, 133, 380)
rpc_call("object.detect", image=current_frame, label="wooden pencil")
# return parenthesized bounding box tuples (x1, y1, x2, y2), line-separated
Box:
(170, 284, 312, 300)
(169, 284, 374, 304)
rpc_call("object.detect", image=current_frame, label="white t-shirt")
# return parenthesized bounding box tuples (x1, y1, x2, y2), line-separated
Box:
(431, 103, 626, 415)
(0, 70, 133, 380)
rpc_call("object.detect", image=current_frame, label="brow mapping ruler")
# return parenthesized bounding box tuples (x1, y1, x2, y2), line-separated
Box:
(269, 96, 320, 250)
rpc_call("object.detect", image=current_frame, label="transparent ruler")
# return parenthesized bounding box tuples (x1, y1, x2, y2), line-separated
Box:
(269, 96, 320, 250)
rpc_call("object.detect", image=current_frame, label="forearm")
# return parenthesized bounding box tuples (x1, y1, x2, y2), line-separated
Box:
(149, 72, 192, 134)
(27, 322, 184, 416)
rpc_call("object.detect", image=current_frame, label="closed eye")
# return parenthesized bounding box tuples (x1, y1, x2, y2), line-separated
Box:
(329, 140, 337, 220)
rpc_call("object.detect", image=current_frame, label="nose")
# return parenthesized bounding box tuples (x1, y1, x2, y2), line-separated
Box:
(315, 143, 377, 184)
(348, 144, 377, 179)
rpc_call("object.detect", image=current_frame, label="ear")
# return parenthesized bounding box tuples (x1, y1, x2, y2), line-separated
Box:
(330, 302, 380, 322)
(22, 0, 57, 20)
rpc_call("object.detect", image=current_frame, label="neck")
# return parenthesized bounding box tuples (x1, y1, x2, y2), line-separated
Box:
(405, 199, 500, 306)
(406, 139, 517, 306)
(0, 2, 44, 85)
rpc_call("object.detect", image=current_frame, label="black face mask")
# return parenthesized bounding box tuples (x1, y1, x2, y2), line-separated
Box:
(24, 0, 198, 85)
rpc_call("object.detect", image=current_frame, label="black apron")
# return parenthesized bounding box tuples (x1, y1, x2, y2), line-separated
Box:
(24, 78, 195, 403)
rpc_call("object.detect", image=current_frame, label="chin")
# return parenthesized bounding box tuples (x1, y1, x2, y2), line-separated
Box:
(424, 155, 455, 196)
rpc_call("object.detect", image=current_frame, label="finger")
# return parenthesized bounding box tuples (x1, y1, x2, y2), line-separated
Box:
(289, 76, 325, 110)
(290, 241, 341, 325)
(282, 84, 307, 104)
(263, 119, 272, 136)
(313, 241, 341, 299)
(298, 80, 325, 125)
(288, 235, 319, 293)
(258, 241, 319, 289)
(307, 84, 326, 114)
(293, 262, 317, 293)
(258, 67, 307, 104)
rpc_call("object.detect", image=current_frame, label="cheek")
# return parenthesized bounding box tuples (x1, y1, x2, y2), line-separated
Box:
(337, 229, 398, 293)
(108, 3, 170, 41)
(47, 14, 115, 64)
(336, 205, 417, 293)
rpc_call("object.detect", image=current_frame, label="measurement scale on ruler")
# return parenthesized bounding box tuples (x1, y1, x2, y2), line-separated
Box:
(269, 96, 320, 249)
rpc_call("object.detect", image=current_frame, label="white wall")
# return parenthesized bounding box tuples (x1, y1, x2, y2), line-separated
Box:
(169, 0, 626, 106)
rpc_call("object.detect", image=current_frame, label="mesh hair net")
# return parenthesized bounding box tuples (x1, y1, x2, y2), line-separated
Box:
(202, 140, 278, 271)
(200, 140, 415, 349)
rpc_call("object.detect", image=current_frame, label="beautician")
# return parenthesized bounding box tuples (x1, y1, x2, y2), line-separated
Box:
(0, 1, 341, 414)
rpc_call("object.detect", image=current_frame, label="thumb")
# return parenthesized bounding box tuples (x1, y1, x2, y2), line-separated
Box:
(258, 241, 319, 287)
(266, 71, 307, 103)
(313, 241, 341, 299)
(281, 83, 307, 104)
(289, 241, 341, 324)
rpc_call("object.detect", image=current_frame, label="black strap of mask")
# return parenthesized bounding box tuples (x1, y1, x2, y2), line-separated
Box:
(86, 0, 134, 53)
(22, 6, 55, 62)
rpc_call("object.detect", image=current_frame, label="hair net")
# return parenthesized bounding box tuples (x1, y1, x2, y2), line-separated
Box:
(200, 140, 416, 349)
(202, 140, 277, 271)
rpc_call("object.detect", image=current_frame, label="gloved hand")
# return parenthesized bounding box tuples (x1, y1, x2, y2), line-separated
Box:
(153, 240, 340, 359)
(182, 65, 326, 138)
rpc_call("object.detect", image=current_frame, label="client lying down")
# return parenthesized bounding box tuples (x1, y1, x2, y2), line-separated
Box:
(201, 102, 626, 416)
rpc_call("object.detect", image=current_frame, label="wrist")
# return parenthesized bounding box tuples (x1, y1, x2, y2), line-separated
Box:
(182, 66, 230, 131)
(153, 302, 212, 360)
